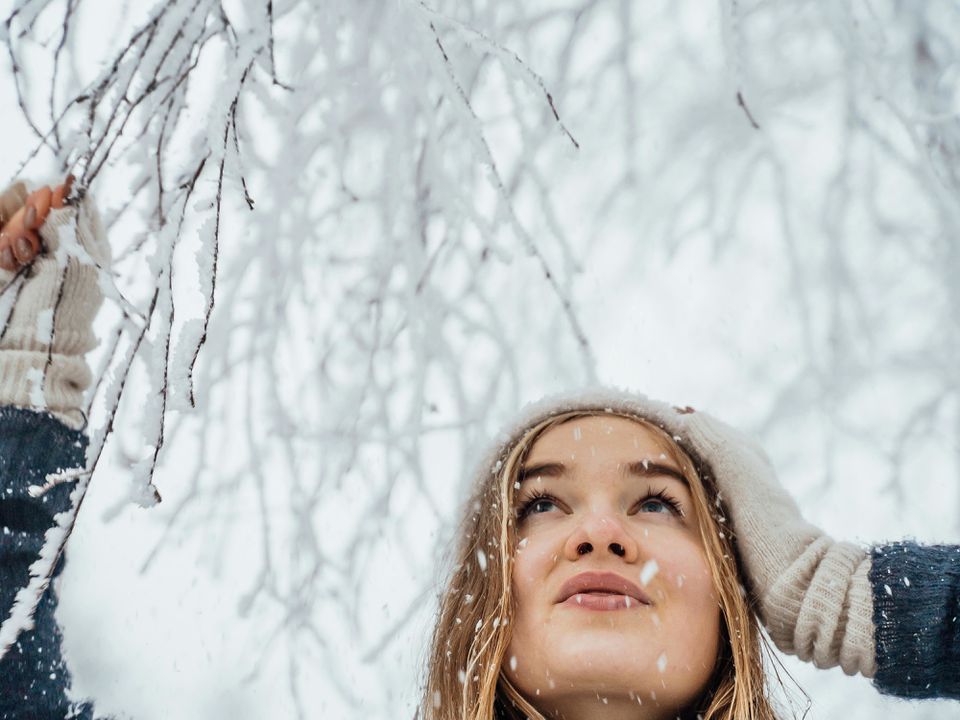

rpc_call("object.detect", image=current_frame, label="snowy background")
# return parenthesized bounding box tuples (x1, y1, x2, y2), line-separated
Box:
(1, 0, 960, 717)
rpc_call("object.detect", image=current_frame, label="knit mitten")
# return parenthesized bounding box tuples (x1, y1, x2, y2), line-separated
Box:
(0, 182, 109, 430)
(678, 409, 877, 677)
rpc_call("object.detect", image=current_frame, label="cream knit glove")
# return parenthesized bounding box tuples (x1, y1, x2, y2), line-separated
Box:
(679, 410, 877, 677)
(0, 185, 109, 430)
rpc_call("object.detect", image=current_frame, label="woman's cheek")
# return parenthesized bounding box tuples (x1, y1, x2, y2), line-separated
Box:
(513, 531, 562, 594)
(646, 531, 715, 606)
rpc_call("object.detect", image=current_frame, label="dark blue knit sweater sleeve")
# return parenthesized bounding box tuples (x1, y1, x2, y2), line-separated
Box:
(870, 541, 960, 700)
(0, 407, 96, 720)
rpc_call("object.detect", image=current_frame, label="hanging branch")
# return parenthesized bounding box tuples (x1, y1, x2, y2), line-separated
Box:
(0, 0, 599, 688)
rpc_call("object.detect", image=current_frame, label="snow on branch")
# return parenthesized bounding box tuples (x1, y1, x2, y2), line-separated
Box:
(0, 0, 593, 694)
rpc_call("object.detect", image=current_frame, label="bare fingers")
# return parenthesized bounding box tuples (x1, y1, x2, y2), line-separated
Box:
(0, 176, 77, 272)
(0, 227, 40, 271)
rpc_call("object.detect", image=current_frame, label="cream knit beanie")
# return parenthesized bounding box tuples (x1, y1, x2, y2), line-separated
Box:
(0, 186, 109, 430)
(473, 387, 877, 678)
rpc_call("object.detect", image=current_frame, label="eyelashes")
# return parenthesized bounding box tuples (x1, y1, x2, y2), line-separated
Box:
(638, 488, 685, 517)
(515, 487, 685, 521)
(515, 490, 562, 520)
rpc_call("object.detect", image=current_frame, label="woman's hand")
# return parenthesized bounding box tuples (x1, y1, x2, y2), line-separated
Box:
(0, 176, 75, 271)
(674, 408, 878, 677)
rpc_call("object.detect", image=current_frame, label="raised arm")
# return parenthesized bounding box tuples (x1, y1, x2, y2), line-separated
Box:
(679, 408, 960, 701)
(0, 178, 108, 718)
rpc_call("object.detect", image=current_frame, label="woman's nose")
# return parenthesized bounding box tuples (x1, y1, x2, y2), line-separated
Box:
(563, 511, 639, 562)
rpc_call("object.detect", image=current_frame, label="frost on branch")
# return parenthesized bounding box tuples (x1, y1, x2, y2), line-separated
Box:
(0, 0, 592, 706)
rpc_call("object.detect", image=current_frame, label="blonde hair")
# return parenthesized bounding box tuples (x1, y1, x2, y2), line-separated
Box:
(419, 410, 780, 720)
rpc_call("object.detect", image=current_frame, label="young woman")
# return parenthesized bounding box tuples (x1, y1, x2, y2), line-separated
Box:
(420, 404, 782, 719)
(419, 389, 959, 718)
(0, 179, 956, 719)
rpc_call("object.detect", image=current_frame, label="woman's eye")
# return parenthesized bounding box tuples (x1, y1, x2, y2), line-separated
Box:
(518, 493, 682, 519)
(526, 499, 557, 515)
(517, 495, 559, 519)
(636, 493, 684, 517)
(639, 499, 672, 514)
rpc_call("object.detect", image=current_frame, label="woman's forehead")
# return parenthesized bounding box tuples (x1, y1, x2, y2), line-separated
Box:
(526, 414, 669, 462)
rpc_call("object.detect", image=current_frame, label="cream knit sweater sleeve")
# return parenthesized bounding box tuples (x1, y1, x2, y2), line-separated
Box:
(0, 189, 109, 430)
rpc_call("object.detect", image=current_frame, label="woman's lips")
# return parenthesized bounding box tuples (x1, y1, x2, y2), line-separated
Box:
(560, 592, 648, 611)
(556, 571, 653, 607)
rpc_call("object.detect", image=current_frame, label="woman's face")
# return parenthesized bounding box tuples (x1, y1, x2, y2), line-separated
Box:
(502, 416, 720, 719)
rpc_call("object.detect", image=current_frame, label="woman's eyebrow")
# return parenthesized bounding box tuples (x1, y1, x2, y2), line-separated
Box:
(518, 462, 566, 484)
(518, 460, 688, 485)
(625, 460, 689, 486)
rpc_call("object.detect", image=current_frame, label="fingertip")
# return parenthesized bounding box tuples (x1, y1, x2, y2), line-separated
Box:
(29, 188, 51, 224)
(51, 175, 76, 209)
(13, 236, 33, 263)
(0, 245, 17, 271)
(25, 231, 40, 255)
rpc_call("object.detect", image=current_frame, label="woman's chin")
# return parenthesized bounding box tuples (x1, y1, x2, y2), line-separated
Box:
(562, 629, 663, 666)
(507, 642, 663, 693)
(505, 652, 710, 718)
